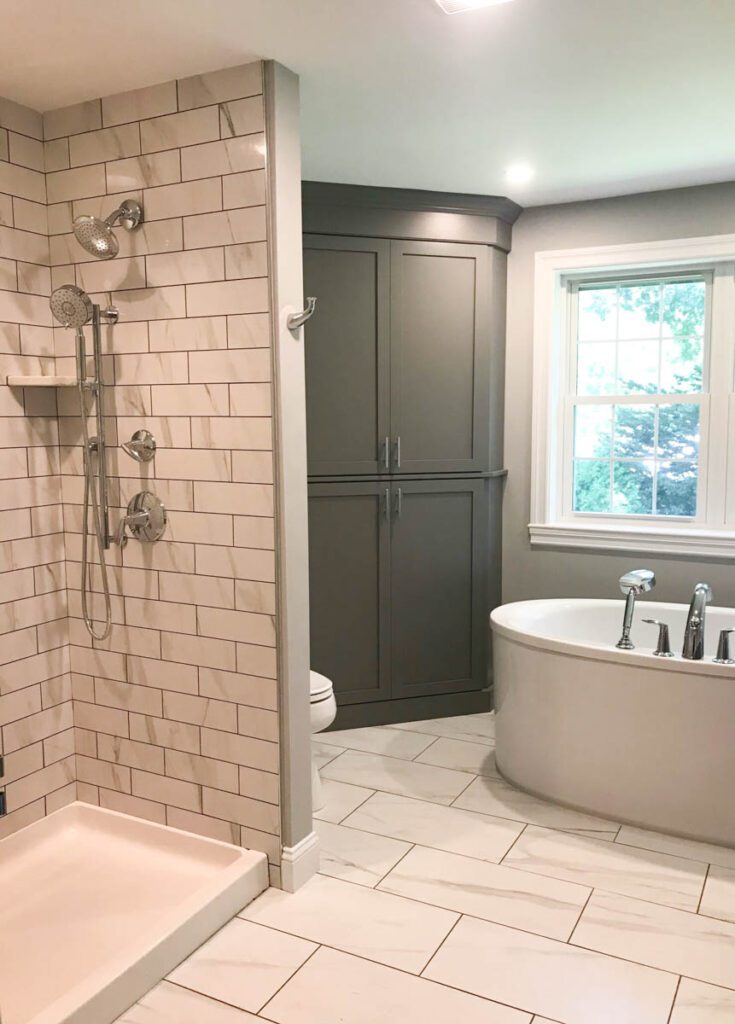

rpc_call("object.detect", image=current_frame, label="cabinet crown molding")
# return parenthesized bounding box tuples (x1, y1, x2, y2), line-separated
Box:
(302, 181, 521, 251)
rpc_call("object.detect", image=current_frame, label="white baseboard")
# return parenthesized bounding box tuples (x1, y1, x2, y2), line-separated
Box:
(280, 830, 320, 892)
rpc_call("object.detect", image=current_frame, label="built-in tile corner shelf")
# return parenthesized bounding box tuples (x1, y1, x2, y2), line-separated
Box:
(7, 375, 78, 388)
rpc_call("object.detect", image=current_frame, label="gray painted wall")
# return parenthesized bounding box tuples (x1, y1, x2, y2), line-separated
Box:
(504, 180, 735, 608)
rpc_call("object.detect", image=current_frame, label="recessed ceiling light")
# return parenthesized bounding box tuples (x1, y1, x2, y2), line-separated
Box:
(506, 162, 535, 186)
(435, 0, 515, 13)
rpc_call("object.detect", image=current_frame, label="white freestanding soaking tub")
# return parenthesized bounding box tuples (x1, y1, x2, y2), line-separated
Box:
(491, 599, 735, 847)
(0, 802, 268, 1024)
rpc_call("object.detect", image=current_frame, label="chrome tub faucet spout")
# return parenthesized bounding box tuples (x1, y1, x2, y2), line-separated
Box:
(616, 569, 656, 650)
(682, 582, 712, 660)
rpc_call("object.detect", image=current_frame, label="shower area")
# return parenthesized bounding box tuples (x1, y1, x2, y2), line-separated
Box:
(0, 60, 312, 1024)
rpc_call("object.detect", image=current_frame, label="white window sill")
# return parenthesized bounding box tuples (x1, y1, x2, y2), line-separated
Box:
(529, 522, 735, 559)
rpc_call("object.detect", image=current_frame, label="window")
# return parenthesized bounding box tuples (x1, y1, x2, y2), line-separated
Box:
(570, 275, 706, 520)
(530, 237, 735, 557)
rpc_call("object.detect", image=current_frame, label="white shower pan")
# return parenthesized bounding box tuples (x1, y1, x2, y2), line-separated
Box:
(0, 801, 268, 1024)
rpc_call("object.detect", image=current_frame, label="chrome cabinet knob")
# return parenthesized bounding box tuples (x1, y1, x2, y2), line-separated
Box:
(642, 618, 674, 657)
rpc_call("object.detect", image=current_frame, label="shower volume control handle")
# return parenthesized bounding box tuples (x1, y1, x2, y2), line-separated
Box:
(642, 618, 674, 657)
(115, 491, 168, 549)
(714, 628, 735, 665)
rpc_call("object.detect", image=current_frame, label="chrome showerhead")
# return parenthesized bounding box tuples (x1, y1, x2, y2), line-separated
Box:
(72, 198, 143, 260)
(49, 284, 93, 329)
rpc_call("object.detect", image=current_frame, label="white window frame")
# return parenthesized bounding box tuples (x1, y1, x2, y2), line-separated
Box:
(530, 234, 735, 559)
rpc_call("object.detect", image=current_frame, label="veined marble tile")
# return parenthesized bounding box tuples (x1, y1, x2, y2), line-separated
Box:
(325, 725, 436, 760)
(312, 740, 346, 770)
(699, 864, 735, 923)
(102, 81, 177, 128)
(669, 978, 735, 1023)
(504, 824, 707, 911)
(168, 917, 316, 1013)
(315, 820, 410, 888)
(181, 135, 265, 181)
(262, 946, 530, 1024)
(219, 96, 265, 138)
(417, 736, 501, 776)
(380, 845, 588, 940)
(389, 711, 495, 745)
(572, 889, 735, 989)
(117, 979, 260, 1022)
(177, 63, 263, 110)
(345, 791, 524, 862)
(313, 779, 374, 823)
(454, 773, 620, 835)
(615, 825, 735, 871)
(242, 874, 458, 973)
(140, 106, 220, 154)
(106, 150, 181, 192)
(425, 915, 678, 1024)
(69, 122, 141, 167)
(322, 749, 472, 805)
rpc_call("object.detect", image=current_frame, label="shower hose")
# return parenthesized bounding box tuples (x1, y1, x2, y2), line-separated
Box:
(79, 377, 112, 641)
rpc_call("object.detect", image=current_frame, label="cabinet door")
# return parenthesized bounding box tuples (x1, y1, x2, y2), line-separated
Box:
(308, 482, 391, 705)
(389, 479, 487, 699)
(304, 236, 390, 476)
(390, 241, 490, 474)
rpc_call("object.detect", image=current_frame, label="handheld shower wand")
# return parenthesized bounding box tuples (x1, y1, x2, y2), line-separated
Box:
(50, 285, 116, 641)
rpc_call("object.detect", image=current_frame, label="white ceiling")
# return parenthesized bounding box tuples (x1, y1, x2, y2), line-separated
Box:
(1, 0, 734, 206)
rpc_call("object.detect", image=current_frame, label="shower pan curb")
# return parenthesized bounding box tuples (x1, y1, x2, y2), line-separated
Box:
(0, 802, 269, 1024)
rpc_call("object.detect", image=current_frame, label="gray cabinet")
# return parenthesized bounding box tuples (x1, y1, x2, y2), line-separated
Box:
(303, 236, 390, 476)
(308, 482, 390, 705)
(308, 478, 487, 707)
(390, 479, 487, 698)
(304, 236, 492, 476)
(390, 241, 490, 474)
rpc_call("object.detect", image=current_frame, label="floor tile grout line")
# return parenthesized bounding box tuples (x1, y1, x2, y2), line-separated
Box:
(409, 734, 442, 761)
(613, 834, 727, 871)
(417, 912, 463, 980)
(498, 821, 529, 865)
(695, 861, 710, 914)
(565, 886, 595, 944)
(665, 975, 683, 1024)
(256, 941, 323, 1018)
(372, 840, 417, 889)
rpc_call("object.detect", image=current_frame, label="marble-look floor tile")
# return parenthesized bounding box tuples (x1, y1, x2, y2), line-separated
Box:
(669, 978, 735, 1023)
(241, 874, 458, 973)
(116, 979, 260, 1022)
(323, 725, 437, 760)
(168, 917, 315, 1012)
(454, 774, 620, 836)
(344, 791, 524, 862)
(699, 864, 735, 923)
(262, 946, 530, 1024)
(315, 819, 411, 887)
(572, 889, 735, 989)
(312, 779, 374, 823)
(389, 711, 495, 746)
(503, 824, 707, 911)
(312, 740, 345, 770)
(424, 915, 678, 1024)
(615, 825, 735, 871)
(322, 750, 472, 806)
(379, 845, 589, 940)
(416, 736, 501, 776)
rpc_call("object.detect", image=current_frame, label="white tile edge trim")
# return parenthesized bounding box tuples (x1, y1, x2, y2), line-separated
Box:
(280, 829, 320, 892)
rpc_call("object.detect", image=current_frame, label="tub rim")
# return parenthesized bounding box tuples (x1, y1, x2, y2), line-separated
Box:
(490, 597, 735, 679)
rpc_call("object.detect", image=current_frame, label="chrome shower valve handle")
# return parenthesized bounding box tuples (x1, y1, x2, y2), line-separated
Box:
(714, 628, 735, 665)
(115, 491, 168, 549)
(642, 618, 674, 657)
(121, 429, 156, 463)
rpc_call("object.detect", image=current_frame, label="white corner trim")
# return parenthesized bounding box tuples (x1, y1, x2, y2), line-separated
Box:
(280, 830, 320, 892)
(529, 522, 735, 559)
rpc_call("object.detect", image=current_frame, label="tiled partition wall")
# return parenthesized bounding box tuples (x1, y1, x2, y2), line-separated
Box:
(51, 62, 283, 882)
(0, 63, 288, 885)
(0, 98, 74, 837)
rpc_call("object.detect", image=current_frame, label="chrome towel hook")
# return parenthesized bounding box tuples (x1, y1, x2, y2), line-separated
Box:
(287, 297, 317, 334)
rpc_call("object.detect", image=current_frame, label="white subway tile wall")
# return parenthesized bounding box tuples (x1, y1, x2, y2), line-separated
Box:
(0, 94, 71, 842)
(0, 63, 283, 881)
